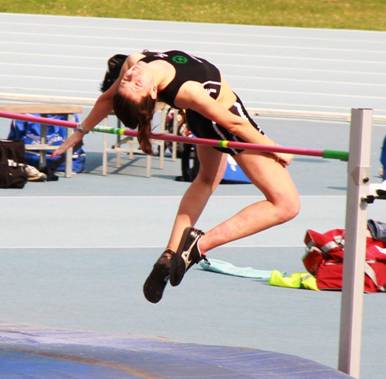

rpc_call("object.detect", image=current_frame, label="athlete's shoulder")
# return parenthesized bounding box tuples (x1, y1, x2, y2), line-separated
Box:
(125, 52, 146, 67)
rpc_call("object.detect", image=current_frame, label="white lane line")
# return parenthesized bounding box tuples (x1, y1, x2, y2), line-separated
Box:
(0, 62, 102, 71)
(0, 74, 96, 82)
(0, 86, 97, 95)
(1, 42, 386, 65)
(245, 100, 386, 113)
(3, 66, 386, 88)
(238, 88, 386, 100)
(1, 51, 386, 73)
(2, 78, 385, 99)
(231, 77, 386, 88)
(3, 31, 386, 55)
(1, 19, 385, 44)
(0, 51, 104, 61)
(226, 68, 386, 79)
(2, 59, 386, 79)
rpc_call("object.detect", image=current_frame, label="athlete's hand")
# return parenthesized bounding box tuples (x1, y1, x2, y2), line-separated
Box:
(274, 152, 293, 167)
(52, 131, 84, 157)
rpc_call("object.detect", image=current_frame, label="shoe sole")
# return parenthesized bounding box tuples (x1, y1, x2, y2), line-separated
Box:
(143, 266, 169, 304)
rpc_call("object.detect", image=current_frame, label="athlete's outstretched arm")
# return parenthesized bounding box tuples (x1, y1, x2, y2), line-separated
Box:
(53, 53, 144, 156)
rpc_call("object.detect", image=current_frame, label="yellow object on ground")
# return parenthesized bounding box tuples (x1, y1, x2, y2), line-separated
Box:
(269, 271, 319, 291)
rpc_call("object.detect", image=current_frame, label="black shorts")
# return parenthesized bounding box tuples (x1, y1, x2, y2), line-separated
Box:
(185, 94, 263, 156)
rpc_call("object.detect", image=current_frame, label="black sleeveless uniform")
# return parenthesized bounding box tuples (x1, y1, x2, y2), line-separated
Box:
(140, 50, 263, 155)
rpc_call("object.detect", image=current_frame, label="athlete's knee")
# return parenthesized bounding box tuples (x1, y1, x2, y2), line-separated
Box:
(275, 195, 301, 223)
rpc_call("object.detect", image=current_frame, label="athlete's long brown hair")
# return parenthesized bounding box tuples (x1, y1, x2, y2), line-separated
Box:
(113, 91, 156, 155)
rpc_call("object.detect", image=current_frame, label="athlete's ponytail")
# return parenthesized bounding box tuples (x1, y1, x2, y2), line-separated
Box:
(113, 92, 156, 155)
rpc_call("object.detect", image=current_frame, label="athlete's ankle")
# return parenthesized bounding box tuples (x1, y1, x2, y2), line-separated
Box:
(196, 237, 208, 257)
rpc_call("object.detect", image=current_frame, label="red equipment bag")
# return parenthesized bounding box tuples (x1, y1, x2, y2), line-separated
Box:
(303, 228, 386, 292)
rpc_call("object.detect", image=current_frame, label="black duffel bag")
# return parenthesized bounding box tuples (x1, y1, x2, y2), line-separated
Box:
(0, 139, 28, 189)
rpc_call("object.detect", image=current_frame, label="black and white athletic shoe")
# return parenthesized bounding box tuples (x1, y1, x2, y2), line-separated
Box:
(170, 227, 206, 287)
(143, 249, 175, 303)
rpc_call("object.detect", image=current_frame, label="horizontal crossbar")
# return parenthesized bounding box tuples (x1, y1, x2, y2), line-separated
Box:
(0, 111, 349, 161)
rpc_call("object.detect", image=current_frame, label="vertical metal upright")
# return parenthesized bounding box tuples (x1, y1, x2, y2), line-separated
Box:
(65, 116, 74, 178)
(338, 108, 373, 378)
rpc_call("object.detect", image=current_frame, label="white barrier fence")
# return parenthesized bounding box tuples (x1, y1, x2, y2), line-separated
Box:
(1, 91, 386, 125)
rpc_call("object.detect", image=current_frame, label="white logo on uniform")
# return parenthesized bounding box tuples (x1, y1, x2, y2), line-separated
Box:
(154, 53, 169, 58)
(203, 80, 221, 96)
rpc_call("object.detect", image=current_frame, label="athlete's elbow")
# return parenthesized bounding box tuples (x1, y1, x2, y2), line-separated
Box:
(226, 120, 244, 134)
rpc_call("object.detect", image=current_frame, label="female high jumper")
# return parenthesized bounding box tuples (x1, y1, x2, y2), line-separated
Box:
(54, 50, 300, 303)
